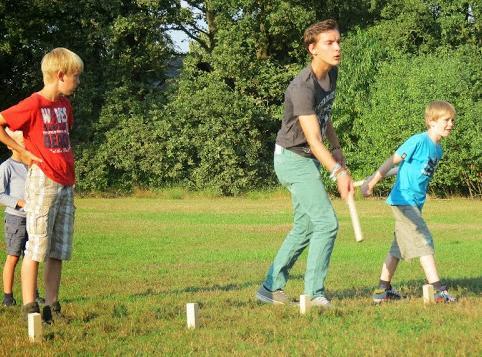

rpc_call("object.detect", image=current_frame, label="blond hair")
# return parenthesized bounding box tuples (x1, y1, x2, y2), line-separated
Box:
(424, 101, 456, 127)
(41, 48, 84, 84)
(303, 19, 339, 52)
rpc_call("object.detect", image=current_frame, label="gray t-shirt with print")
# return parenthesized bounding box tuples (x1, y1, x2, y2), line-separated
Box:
(275, 66, 338, 158)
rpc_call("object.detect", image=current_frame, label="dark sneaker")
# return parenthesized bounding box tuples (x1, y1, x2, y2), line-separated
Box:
(2, 296, 16, 307)
(256, 285, 290, 305)
(311, 295, 331, 308)
(434, 289, 456, 303)
(22, 302, 40, 320)
(42, 301, 61, 324)
(51, 301, 61, 315)
(372, 287, 402, 304)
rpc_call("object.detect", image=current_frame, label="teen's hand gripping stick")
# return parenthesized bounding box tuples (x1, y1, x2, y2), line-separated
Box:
(346, 193, 363, 242)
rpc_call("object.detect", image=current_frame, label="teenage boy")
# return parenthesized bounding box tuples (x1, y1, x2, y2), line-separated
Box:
(256, 19, 353, 307)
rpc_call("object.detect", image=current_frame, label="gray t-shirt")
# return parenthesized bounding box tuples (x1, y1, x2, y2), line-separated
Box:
(0, 158, 27, 217)
(276, 66, 338, 157)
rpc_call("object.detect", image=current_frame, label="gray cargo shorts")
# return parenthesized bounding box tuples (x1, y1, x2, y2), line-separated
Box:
(389, 205, 435, 260)
(4, 213, 28, 256)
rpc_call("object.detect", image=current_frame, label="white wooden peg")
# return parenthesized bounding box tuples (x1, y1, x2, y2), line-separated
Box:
(28, 312, 42, 343)
(423, 284, 435, 304)
(186, 303, 199, 329)
(300, 295, 310, 315)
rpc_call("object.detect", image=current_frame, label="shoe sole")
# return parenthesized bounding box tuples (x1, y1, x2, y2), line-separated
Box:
(255, 292, 286, 305)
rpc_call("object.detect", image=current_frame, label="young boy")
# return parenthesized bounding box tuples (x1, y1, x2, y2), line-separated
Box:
(361, 101, 457, 303)
(0, 47, 83, 321)
(256, 19, 353, 307)
(1, 129, 43, 306)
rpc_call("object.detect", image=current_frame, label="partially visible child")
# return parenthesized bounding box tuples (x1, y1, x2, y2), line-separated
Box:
(0, 129, 42, 306)
(0, 47, 83, 322)
(362, 101, 457, 303)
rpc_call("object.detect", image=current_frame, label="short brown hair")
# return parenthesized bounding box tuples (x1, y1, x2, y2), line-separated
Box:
(41, 48, 84, 84)
(303, 19, 339, 51)
(424, 101, 456, 127)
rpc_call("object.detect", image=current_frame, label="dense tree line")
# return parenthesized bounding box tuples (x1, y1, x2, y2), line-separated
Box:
(0, 0, 480, 196)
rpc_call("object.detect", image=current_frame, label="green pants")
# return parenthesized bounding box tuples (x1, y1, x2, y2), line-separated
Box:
(263, 146, 338, 297)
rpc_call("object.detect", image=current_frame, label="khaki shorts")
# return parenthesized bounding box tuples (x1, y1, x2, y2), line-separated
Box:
(24, 165, 75, 262)
(389, 205, 434, 260)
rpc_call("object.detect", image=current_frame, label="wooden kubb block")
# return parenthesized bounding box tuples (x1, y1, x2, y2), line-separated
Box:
(186, 303, 199, 329)
(300, 295, 310, 315)
(423, 284, 435, 304)
(28, 312, 42, 343)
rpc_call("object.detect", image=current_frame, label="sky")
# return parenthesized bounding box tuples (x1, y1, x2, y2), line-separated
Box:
(169, 30, 190, 54)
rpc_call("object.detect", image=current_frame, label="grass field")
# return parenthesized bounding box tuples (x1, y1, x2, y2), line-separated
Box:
(0, 194, 480, 355)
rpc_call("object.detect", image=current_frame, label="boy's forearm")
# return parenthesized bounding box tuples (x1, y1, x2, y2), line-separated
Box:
(368, 157, 397, 188)
(299, 115, 340, 172)
(0, 116, 25, 154)
(325, 120, 341, 149)
(0, 193, 19, 209)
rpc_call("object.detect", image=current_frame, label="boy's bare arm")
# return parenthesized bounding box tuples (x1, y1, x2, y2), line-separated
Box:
(361, 154, 402, 197)
(324, 119, 345, 166)
(299, 114, 353, 200)
(0, 114, 42, 165)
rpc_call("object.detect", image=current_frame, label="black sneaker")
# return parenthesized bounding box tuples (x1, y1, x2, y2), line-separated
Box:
(42, 301, 61, 324)
(22, 302, 40, 320)
(51, 301, 61, 315)
(372, 286, 402, 304)
(2, 296, 16, 307)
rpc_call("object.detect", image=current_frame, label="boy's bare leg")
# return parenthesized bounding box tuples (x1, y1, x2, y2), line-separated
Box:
(380, 253, 399, 282)
(419, 254, 440, 284)
(3, 255, 19, 294)
(21, 256, 39, 304)
(44, 258, 62, 305)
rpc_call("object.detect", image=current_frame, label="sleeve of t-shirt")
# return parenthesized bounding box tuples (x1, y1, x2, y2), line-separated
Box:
(0, 162, 17, 209)
(1, 97, 35, 132)
(395, 134, 420, 162)
(291, 83, 316, 117)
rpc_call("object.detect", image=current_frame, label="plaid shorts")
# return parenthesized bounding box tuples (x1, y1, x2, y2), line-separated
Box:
(24, 165, 75, 262)
(389, 205, 434, 260)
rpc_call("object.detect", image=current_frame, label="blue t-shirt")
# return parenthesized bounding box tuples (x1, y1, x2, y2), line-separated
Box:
(387, 132, 442, 209)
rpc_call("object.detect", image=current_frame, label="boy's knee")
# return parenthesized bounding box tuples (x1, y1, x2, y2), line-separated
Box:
(312, 215, 338, 236)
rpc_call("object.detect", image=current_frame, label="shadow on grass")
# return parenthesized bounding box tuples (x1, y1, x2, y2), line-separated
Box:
(332, 276, 482, 300)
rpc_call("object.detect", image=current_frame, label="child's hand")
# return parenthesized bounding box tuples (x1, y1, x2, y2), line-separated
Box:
(361, 175, 374, 197)
(16, 199, 26, 208)
(20, 150, 42, 166)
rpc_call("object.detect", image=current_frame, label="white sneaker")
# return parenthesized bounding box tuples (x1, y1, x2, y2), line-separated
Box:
(311, 295, 331, 308)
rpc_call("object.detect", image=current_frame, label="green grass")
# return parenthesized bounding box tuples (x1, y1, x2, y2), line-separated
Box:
(0, 195, 480, 355)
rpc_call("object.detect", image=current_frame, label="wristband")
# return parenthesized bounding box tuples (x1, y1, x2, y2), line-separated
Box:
(331, 147, 341, 152)
(329, 163, 342, 181)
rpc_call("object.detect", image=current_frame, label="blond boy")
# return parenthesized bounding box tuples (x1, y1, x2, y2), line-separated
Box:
(362, 101, 457, 303)
(0, 48, 83, 321)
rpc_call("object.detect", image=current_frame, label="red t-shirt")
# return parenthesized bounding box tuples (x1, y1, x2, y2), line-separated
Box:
(1, 93, 75, 186)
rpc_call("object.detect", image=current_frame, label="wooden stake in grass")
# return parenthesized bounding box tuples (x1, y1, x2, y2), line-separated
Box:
(423, 284, 435, 304)
(300, 295, 310, 315)
(28, 313, 42, 343)
(186, 303, 199, 329)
